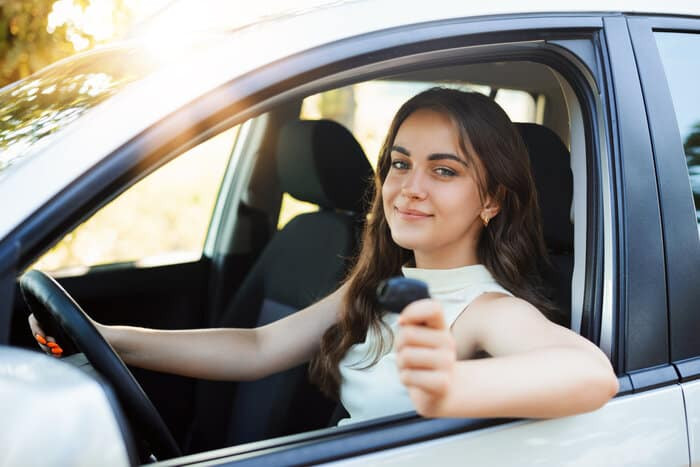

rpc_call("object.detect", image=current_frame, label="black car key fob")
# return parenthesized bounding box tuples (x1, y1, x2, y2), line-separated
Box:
(376, 277, 430, 314)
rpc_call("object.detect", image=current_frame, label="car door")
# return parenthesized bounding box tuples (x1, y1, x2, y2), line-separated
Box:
(627, 15, 700, 465)
(156, 12, 690, 466)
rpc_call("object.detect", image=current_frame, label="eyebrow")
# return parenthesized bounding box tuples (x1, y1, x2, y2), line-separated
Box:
(391, 145, 469, 167)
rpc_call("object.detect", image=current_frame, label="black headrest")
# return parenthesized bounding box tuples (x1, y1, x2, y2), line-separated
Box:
(276, 119, 373, 213)
(515, 123, 573, 253)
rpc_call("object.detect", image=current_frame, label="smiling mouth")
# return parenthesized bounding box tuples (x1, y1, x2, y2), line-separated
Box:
(395, 207, 432, 219)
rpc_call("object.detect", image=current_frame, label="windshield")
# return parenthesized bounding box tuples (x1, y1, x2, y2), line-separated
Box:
(0, 47, 157, 177)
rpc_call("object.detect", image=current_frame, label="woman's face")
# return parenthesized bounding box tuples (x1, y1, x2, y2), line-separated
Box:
(382, 109, 496, 269)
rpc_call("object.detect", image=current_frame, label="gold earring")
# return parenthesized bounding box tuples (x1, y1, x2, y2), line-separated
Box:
(481, 214, 489, 227)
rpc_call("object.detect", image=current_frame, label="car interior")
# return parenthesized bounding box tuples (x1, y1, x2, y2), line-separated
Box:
(9, 58, 588, 457)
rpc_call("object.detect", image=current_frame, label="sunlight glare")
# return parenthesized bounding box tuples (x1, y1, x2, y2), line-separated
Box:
(132, 0, 336, 66)
(48, 0, 116, 50)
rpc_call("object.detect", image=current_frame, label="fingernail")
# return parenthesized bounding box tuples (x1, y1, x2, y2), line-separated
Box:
(35, 334, 47, 345)
(47, 342, 58, 348)
(51, 347, 63, 355)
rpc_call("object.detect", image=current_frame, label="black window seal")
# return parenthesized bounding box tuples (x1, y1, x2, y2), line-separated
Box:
(627, 17, 700, 374)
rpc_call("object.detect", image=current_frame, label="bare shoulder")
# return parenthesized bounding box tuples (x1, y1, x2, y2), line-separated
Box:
(451, 292, 543, 357)
(459, 292, 580, 357)
(469, 293, 547, 322)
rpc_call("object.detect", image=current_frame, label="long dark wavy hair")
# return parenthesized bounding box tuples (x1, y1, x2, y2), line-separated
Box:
(309, 87, 558, 399)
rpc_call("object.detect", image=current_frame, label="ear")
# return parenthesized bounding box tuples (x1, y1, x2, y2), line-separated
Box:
(480, 186, 503, 222)
(480, 201, 500, 224)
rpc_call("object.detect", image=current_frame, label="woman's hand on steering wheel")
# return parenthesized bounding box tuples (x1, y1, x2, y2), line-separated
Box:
(21, 269, 182, 460)
(28, 313, 64, 357)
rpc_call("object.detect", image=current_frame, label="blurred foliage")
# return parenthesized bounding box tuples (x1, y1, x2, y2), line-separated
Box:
(0, 0, 131, 88)
(0, 0, 74, 87)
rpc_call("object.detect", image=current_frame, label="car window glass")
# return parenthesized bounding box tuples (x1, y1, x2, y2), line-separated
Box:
(33, 126, 238, 272)
(655, 32, 700, 232)
(279, 80, 540, 227)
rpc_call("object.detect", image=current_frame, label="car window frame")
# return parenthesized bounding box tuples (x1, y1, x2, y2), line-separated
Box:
(627, 15, 700, 381)
(4, 12, 622, 464)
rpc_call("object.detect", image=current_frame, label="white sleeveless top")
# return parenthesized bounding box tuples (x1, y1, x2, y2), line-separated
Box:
(337, 264, 511, 426)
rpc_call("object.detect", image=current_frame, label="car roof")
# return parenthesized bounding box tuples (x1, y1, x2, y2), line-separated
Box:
(1, 0, 698, 242)
(135, 0, 700, 38)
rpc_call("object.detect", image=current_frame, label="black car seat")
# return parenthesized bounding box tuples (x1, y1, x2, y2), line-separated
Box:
(185, 119, 373, 452)
(515, 123, 574, 327)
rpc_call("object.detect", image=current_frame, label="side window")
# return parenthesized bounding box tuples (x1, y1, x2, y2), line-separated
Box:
(34, 127, 238, 272)
(655, 32, 700, 229)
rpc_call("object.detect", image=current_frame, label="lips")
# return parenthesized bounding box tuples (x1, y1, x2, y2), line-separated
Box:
(395, 207, 432, 219)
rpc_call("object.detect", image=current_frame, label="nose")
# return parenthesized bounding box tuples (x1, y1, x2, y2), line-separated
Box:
(401, 170, 427, 200)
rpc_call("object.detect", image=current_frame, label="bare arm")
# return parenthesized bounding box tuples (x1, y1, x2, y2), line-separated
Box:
(396, 295, 618, 418)
(30, 285, 345, 381)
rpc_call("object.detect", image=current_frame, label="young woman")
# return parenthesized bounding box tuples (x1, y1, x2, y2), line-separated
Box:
(29, 88, 618, 424)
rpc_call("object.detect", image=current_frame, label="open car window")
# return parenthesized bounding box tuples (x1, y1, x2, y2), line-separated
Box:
(186, 58, 586, 445)
(278, 63, 582, 332)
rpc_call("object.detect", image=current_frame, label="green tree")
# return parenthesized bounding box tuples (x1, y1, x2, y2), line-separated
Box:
(0, 0, 130, 88)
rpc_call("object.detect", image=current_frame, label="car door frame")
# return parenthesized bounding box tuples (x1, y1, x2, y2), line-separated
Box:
(626, 13, 700, 383)
(627, 14, 700, 464)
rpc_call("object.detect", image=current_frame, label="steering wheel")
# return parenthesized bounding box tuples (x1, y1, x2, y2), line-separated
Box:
(20, 269, 181, 461)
